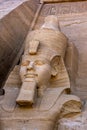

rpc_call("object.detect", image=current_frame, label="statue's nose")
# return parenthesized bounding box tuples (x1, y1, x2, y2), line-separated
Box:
(27, 62, 34, 70)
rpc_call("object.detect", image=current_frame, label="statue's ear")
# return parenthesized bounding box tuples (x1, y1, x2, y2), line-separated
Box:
(50, 55, 60, 77)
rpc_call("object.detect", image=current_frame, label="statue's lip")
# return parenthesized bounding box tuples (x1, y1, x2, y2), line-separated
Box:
(27, 72, 37, 75)
(25, 73, 38, 77)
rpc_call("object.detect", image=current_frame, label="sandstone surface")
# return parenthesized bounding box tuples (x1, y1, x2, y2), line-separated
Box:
(0, 0, 87, 130)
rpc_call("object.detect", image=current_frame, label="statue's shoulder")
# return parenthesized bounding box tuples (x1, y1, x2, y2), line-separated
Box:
(39, 87, 70, 111)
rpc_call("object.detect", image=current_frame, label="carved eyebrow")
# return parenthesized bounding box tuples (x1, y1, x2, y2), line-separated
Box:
(34, 60, 45, 65)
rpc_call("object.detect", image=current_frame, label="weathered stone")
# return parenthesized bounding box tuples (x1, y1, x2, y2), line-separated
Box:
(0, 0, 28, 19)
(40, 0, 87, 3)
(0, 15, 81, 130)
(1, 0, 87, 129)
(34, 0, 87, 100)
(65, 43, 78, 93)
(58, 111, 87, 130)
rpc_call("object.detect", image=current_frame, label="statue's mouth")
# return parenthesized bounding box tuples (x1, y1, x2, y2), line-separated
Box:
(25, 72, 38, 78)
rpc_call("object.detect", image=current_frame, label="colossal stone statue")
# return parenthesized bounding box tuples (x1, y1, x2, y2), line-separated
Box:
(0, 15, 81, 130)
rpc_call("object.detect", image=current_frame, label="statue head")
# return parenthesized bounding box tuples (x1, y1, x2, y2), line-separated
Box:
(20, 15, 68, 95)
(16, 15, 69, 105)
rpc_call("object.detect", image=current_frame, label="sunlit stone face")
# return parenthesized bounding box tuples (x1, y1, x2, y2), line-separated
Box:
(20, 56, 52, 87)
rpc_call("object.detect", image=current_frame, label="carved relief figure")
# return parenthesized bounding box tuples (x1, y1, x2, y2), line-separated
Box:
(0, 15, 81, 130)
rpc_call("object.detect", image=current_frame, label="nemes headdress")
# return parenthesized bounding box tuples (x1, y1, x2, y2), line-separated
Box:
(24, 15, 68, 61)
(23, 15, 70, 87)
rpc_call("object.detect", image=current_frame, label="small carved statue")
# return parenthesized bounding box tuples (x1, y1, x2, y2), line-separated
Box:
(0, 15, 81, 130)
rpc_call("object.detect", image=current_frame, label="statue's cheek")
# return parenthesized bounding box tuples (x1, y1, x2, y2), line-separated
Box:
(36, 67, 51, 83)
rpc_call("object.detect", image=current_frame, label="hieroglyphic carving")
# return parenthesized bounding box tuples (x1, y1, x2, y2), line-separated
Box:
(41, 0, 87, 2)
(41, 2, 87, 16)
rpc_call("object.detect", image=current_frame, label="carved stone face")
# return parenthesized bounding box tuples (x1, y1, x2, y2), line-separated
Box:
(20, 57, 52, 87)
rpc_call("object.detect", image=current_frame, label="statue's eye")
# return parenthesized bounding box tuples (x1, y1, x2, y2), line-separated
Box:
(21, 61, 30, 66)
(35, 60, 45, 65)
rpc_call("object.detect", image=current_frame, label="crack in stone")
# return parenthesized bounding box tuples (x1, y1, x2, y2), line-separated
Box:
(64, 21, 87, 27)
